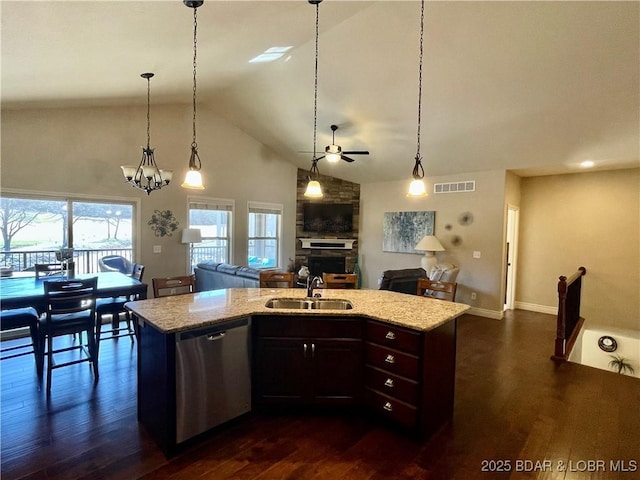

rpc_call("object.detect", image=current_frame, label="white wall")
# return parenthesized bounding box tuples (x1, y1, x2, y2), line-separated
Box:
(1, 104, 298, 283)
(360, 170, 507, 316)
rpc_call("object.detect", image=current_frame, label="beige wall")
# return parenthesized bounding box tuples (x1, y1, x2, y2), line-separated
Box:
(1, 105, 298, 284)
(360, 170, 507, 316)
(518, 169, 639, 330)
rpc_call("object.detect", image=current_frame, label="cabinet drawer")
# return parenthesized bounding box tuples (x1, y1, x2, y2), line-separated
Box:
(364, 388, 418, 430)
(364, 366, 418, 405)
(365, 343, 419, 379)
(366, 321, 421, 354)
(255, 316, 362, 338)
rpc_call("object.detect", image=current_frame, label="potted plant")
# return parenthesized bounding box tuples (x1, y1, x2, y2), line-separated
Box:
(608, 355, 635, 375)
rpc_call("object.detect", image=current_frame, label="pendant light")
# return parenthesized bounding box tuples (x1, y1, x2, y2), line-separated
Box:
(407, 0, 428, 197)
(304, 0, 324, 199)
(181, 0, 205, 190)
(121, 73, 172, 195)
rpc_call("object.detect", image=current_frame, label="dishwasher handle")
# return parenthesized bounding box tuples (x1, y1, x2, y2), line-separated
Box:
(176, 317, 249, 342)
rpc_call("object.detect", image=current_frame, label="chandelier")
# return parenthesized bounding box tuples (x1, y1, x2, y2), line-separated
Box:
(121, 73, 172, 195)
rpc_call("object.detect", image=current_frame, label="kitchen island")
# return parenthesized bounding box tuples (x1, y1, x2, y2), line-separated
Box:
(126, 288, 469, 456)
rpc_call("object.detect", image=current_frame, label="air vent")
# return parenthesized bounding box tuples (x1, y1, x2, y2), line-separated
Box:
(434, 181, 475, 194)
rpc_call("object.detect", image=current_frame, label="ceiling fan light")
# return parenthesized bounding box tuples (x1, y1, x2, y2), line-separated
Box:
(325, 144, 341, 163)
(304, 180, 323, 198)
(407, 179, 428, 197)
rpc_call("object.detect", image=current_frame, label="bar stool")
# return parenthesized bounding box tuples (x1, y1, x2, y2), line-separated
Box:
(95, 263, 145, 348)
(322, 273, 358, 289)
(0, 307, 42, 376)
(259, 271, 295, 288)
(40, 277, 99, 394)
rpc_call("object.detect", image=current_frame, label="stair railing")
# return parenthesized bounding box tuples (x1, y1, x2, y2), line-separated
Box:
(552, 266, 587, 361)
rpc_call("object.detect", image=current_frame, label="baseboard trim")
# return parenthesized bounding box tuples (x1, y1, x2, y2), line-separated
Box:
(466, 307, 504, 319)
(514, 302, 557, 315)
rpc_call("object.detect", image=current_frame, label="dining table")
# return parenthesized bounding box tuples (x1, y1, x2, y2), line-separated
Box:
(0, 272, 148, 314)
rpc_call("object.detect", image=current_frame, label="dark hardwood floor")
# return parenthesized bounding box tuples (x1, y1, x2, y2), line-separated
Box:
(1, 310, 638, 480)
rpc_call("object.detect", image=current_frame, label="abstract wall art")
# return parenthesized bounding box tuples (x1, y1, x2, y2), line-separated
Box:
(383, 211, 435, 253)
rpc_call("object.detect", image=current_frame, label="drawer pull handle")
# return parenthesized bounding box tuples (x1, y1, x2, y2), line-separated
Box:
(384, 354, 395, 364)
(385, 331, 396, 340)
(303, 343, 308, 356)
(384, 378, 394, 388)
(383, 401, 393, 412)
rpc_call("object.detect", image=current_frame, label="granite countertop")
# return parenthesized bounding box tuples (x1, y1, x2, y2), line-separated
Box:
(126, 288, 470, 334)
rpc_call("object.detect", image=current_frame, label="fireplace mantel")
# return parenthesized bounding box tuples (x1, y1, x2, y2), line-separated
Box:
(300, 238, 356, 250)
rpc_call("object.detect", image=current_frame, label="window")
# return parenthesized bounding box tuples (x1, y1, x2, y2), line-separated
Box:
(0, 192, 136, 273)
(248, 201, 282, 269)
(187, 197, 233, 272)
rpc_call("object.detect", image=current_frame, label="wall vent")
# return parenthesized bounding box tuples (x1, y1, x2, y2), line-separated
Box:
(434, 180, 475, 194)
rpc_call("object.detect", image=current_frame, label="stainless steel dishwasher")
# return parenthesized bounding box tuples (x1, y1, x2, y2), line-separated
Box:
(175, 317, 251, 444)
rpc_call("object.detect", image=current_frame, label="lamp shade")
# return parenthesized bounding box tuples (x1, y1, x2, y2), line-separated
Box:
(415, 235, 444, 252)
(181, 228, 202, 244)
(181, 170, 204, 189)
(407, 178, 427, 197)
(304, 180, 323, 198)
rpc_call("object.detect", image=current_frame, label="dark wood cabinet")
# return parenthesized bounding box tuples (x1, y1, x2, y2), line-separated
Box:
(138, 311, 458, 456)
(363, 318, 457, 437)
(253, 315, 363, 406)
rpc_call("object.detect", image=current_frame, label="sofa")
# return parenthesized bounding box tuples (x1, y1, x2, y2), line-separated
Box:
(378, 263, 459, 295)
(194, 261, 260, 292)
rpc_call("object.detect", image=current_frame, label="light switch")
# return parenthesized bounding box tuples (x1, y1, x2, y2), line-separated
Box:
(153, 245, 162, 254)
(473, 251, 481, 259)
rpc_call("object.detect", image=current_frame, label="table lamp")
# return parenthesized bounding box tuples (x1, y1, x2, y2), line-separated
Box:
(415, 235, 445, 274)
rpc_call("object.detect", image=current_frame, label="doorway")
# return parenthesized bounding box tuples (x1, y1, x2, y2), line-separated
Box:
(504, 206, 519, 310)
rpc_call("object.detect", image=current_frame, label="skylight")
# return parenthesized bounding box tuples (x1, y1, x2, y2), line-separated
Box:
(249, 46, 293, 64)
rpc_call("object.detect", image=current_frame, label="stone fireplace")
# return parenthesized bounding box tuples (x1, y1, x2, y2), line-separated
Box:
(295, 169, 360, 275)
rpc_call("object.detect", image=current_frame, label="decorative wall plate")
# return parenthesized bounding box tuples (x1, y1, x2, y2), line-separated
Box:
(458, 211, 474, 226)
(148, 209, 179, 237)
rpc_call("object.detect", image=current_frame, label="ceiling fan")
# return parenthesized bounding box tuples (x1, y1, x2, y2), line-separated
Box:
(316, 124, 369, 163)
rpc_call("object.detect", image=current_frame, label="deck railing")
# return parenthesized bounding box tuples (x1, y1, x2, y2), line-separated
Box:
(552, 266, 587, 361)
(1, 249, 133, 274)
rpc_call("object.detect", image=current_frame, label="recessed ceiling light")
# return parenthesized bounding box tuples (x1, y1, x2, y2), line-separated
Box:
(580, 160, 595, 168)
(249, 46, 292, 64)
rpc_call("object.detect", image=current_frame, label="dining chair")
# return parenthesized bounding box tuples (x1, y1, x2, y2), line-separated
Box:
(95, 263, 145, 347)
(98, 255, 133, 275)
(416, 278, 457, 302)
(322, 273, 358, 289)
(39, 277, 99, 393)
(35, 263, 64, 279)
(152, 275, 196, 298)
(259, 271, 295, 288)
(0, 307, 42, 376)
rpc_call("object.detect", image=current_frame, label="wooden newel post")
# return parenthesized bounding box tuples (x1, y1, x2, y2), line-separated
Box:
(554, 275, 568, 359)
(552, 266, 587, 361)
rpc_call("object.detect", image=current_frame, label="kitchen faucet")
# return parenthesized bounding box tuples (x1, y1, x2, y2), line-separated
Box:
(306, 275, 323, 298)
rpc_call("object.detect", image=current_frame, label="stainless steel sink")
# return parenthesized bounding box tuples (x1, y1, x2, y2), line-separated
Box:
(264, 298, 311, 309)
(311, 299, 354, 310)
(265, 297, 353, 310)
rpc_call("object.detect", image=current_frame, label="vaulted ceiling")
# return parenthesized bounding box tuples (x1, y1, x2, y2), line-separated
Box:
(2, 1, 638, 184)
